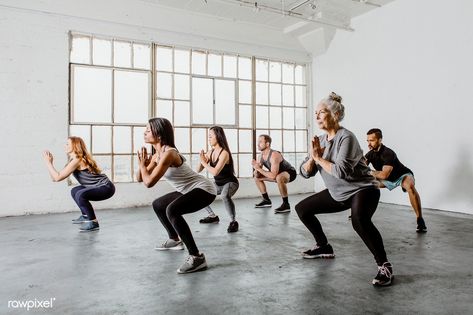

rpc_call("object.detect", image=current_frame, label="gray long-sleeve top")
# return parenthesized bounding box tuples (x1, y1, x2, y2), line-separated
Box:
(299, 127, 377, 202)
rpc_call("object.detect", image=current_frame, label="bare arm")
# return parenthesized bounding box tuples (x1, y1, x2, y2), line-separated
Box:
(202, 150, 229, 176)
(43, 151, 80, 182)
(138, 150, 175, 188)
(253, 152, 281, 180)
(371, 165, 393, 180)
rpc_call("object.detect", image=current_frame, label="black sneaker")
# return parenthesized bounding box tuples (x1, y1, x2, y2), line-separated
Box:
(301, 244, 335, 259)
(274, 203, 291, 214)
(72, 215, 88, 224)
(199, 215, 220, 224)
(372, 262, 393, 286)
(227, 221, 239, 233)
(255, 199, 272, 208)
(416, 217, 427, 233)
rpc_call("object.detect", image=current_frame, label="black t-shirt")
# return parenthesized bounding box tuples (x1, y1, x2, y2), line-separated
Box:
(365, 144, 413, 182)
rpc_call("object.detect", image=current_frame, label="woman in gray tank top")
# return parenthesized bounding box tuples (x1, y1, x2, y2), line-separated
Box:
(136, 117, 216, 274)
(43, 137, 115, 232)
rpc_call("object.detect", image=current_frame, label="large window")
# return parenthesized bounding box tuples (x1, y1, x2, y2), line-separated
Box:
(69, 33, 309, 182)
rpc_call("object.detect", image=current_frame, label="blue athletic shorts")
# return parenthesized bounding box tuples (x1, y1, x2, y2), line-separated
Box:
(381, 173, 414, 192)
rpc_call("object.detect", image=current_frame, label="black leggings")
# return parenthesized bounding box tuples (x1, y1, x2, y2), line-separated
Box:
(70, 182, 115, 220)
(295, 188, 387, 265)
(152, 188, 216, 256)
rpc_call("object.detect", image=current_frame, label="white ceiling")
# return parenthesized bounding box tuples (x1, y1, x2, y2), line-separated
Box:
(139, 0, 396, 35)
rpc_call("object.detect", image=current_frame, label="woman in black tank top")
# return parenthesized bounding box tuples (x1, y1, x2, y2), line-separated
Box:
(197, 126, 240, 233)
(43, 137, 115, 232)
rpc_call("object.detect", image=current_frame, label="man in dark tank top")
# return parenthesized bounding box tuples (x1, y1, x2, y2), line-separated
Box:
(251, 134, 297, 213)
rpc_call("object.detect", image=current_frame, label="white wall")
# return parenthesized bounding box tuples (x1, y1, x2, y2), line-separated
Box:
(313, 0, 473, 214)
(0, 2, 314, 217)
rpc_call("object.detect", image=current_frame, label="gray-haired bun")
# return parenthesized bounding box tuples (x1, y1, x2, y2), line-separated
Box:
(323, 92, 345, 122)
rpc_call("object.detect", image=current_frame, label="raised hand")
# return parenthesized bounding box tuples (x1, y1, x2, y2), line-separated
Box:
(311, 136, 325, 161)
(251, 159, 261, 170)
(43, 150, 54, 164)
(199, 150, 208, 164)
(137, 147, 151, 167)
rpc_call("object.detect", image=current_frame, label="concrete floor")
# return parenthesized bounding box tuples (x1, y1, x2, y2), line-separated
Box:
(1, 194, 472, 315)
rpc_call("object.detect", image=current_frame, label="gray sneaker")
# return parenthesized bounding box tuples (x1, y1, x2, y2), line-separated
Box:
(72, 215, 89, 224)
(155, 239, 184, 251)
(177, 253, 207, 274)
(79, 221, 99, 232)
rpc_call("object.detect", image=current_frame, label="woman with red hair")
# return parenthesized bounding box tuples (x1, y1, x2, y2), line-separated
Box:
(43, 136, 115, 232)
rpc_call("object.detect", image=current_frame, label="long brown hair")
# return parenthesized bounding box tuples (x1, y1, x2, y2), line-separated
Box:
(68, 136, 101, 174)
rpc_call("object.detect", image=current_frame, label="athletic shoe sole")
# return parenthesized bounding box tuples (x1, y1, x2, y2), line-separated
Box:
(177, 262, 208, 274)
(79, 227, 99, 232)
(302, 253, 335, 259)
(154, 245, 184, 251)
(372, 276, 394, 286)
(274, 209, 291, 214)
(255, 205, 272, 208)
(416, 228, 427, 233)
(199, 221, 220, 224)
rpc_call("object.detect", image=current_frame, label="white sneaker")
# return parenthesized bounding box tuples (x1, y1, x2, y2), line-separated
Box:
(154, 239, 184, 251)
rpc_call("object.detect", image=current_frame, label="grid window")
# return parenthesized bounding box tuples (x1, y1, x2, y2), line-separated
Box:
(70, 34, 309, 182)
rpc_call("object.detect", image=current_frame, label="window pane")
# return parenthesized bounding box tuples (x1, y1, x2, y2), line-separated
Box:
(269, 107, 282, 129)
(157, 72, 172, 99)
(114, 71, 150, 124)
(256, 59, 268, 81)
(283, 130, 295, 152)
(269, 61, 281, 82)
(269, 83, 281, 105)
(208, 53, 222, 77)
(192, 77, 213, 124)
(71, 36, 90, 64)
(175, 128, 190, 153)
(238, 154, 253, 177)
(239, 80, 251, 104)
(282, 63, 294, 84)
(156, 46, 173, 71)
(114, 41, 132, 68)
(269, 130, 282, 151)
(133, 43, 151, 70)
(284, 153, 296, 170)
(256, 106, 268, 129)
(95, 156, 112, 179)
(72, 67, 112, 123)
(174, 49, 190, 73)
(283, 85, 294, 107)
(295, 86, 306, 107)
(239, 105, 252, 128)
(174, 74, 190, 100)
(239, 129, 252, 152)
(92, 126, 112, 154)
(215, 79, 236, 125)
(113, 126, 132, 154)
(283, 107, 295, 129)
(295, 108, 307, 129)
(256, 82, 268, 105)
(69, 125, 91, 149)
(114, 155, 132, 182)
(192, 128, 207, 153)
(295, 65, 305, 84)
(92, 38, 111, 66)
(133, 126, 151, 153)
(174, 101, 190, 126)
(296, 130, 308, 152)
(223, 55, 237, 78)
(192, 51, 206, 75)
(225, 129, 238, 153)
(238, 57, 251, 80)
(156, 100, 173, 123)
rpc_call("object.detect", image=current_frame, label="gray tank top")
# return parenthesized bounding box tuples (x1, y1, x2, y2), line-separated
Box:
(260, 149, 295, 174)
(161, 147, 217, 195)
(73, 169, 110, 187)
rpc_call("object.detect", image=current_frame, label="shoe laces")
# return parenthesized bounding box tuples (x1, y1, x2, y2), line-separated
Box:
(378, 264, 392, 277)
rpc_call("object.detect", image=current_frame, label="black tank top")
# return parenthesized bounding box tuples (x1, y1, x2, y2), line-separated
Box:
(260, 149, 295, 174)
(209, 149, 238, 186)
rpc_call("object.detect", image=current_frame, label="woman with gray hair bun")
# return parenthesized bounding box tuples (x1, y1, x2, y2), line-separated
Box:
(296, 92, 393, 286)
